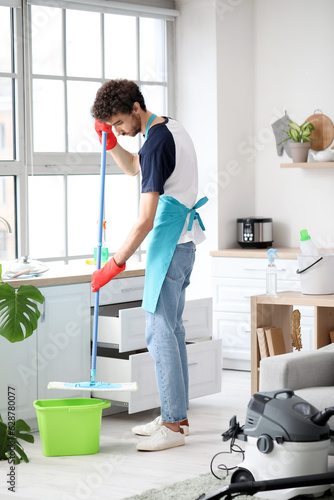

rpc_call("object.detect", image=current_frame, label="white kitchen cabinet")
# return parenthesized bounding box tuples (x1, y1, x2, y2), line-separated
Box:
(0, 282, 91, 426)
(0, 333, 37, 424)
(96, 298, 212, 352)
(212, 256, 314, 370)
(91, 276, 220, 413)
(93, 339, 222, 413)
(37, 283, 91, 400)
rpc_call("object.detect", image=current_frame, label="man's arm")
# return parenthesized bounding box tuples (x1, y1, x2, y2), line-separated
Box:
(91, 191, 159, 292)
(113, 191, 159, 265)
(109, 143, 140, 177)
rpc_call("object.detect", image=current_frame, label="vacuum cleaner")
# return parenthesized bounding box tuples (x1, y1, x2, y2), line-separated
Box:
(204, 389, 334, 500)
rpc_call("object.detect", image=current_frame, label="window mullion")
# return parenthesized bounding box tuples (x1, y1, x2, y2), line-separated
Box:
(64, 174, 69, 262)
(63, 8, 69, 153)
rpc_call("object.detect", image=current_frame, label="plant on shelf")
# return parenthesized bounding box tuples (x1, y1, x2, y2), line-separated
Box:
(0, 264, 44, 463)
(279, 119, 315, 163)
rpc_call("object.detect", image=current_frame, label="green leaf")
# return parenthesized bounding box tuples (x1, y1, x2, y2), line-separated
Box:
(0, 420, 8, 460)
(0, 283, 44, 343)
(290, 129, 300, 142)
(14, 419, 34, 444)
(14, 442, 29, 463)
(288, 120, 300, 131)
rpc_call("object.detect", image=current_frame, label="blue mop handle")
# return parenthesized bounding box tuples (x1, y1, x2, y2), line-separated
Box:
(91, 130, 107, 381)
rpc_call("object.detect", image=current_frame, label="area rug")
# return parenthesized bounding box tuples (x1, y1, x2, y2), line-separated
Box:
(123, 473, 240, 500)
(123, 472, 334, 500)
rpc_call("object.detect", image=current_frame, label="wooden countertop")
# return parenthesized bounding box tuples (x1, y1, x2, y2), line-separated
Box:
(3, 259, 145, 288)
(210, 248, 300, 259)
(252, 290, 334, 307)
(210, 247, 334, 259)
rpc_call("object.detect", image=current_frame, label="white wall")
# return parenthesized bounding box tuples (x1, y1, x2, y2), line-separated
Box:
(175, 0, 334, 300)
(175, 0, 218, 298)
(216, 0, 255, 249)
(254, 0, 334, 249)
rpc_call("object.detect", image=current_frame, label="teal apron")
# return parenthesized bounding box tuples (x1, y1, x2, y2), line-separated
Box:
(142, 195, 208, 314)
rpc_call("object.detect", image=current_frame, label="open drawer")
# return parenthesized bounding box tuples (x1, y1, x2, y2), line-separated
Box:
(95, 297, 213, 353)
(92, 339, 222, 413)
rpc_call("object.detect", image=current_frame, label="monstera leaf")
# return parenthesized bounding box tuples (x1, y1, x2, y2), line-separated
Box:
(0, 282, 44, 343)
(0, 414, 34, 464)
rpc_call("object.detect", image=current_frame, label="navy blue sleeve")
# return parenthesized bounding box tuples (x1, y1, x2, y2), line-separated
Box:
(139, 125, 175, 194)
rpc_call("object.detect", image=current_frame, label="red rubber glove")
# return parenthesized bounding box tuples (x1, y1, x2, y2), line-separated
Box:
(91, 257, 126, 292)
(95, 120, 117, 150)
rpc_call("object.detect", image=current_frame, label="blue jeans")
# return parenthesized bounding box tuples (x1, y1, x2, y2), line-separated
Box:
(145, 241, 196, 423)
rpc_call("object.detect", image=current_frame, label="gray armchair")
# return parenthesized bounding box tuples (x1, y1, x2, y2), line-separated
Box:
(259, 343, 334, 455)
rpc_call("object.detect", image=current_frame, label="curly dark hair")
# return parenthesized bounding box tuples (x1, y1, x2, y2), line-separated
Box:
(91, 79, 147, 121)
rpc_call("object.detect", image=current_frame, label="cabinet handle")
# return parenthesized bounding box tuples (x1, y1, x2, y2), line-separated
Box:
(188, 362, 199, 367)
(121, 287, 143, 293)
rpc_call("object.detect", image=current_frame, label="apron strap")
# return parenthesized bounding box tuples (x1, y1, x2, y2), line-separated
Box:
(187, 196, 208, 231)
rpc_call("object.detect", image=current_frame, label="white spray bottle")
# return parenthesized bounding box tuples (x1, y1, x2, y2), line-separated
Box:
(266, 248, 279, 296)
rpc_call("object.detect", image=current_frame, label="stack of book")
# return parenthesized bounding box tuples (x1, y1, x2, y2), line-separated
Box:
(256, 326, 286, 358)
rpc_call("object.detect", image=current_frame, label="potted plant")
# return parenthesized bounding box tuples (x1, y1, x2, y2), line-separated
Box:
(279, 119, 315, 163)
(0, 264, 44, 463)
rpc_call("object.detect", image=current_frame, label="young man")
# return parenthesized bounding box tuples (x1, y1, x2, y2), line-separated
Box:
(91, 79, 207, 452)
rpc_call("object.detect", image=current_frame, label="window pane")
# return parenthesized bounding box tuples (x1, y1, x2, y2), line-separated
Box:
(67, 175, 99, 256)
(0, 7, 11, 73)
(105, 14, 137, 80)
(67, 174, 138, 256)
(0, 176, 16, 261)
(104, 174, 138, 251)
(66, 10, 102, 78)
(0, 78, 14, 161)
(140, 18, 166, 82)
(33, 79, 65, 152)
(67, 81, 101, 153)
(31, 6, 63, 76)
(141, 85, 167, 116)
(28, 176, 65, 258)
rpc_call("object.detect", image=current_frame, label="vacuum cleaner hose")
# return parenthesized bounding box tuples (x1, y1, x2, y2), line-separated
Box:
(311, 407, 334, 426)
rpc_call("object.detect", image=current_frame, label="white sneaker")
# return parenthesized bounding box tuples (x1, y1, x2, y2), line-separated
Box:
(132, 415, 189, 436)
(137, 426, 185, 451)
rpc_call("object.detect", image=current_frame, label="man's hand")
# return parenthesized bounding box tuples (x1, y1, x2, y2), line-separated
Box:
(91, 257, 126, 292)
(95, 120, 117, 150)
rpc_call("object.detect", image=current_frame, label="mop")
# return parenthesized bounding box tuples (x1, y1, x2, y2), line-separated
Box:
(48, 131, 137, 393)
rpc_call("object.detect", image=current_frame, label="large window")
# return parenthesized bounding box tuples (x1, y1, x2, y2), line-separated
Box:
(0, 0, 176, 263)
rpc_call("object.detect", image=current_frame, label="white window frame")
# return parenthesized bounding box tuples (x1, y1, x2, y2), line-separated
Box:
(0, 0, 177, 262)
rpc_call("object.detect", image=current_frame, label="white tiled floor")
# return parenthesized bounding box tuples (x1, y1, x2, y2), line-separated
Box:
(0, 370, 251, 500)
(1, 369, 333, 500)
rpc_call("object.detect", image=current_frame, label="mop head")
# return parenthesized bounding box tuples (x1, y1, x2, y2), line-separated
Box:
(48, 381, 138, 391)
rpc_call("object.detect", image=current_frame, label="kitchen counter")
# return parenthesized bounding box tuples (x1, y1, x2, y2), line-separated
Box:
(210, 247, 334, 259)
(3, 259, 145, 288)
(210, 247, 300, 259)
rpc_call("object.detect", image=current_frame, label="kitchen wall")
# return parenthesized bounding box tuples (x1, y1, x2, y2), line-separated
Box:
(175, 0, 255, 297)
(175, 0, 219, 298)
(255, 0, 334, 250)
(175, 0, 334, 299)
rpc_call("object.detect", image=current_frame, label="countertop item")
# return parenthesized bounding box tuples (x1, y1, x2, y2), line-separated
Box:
(3, 259, 145, 288)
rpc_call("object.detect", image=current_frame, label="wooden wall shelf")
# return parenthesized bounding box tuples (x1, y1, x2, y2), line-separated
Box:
(251, 291, 334, 394)
(281, 162, 334, 168)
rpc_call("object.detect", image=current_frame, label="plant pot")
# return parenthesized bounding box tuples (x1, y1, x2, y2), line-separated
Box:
(289, 142, 310, 163)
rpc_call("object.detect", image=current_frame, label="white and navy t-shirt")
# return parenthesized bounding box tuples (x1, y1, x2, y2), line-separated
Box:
(138, 118, 205, 244)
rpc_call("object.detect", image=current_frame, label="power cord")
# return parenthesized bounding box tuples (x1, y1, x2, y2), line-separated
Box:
(210, 416, 245, 481)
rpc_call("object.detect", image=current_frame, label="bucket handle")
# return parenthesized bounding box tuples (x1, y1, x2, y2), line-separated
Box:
(68, 401, 111, 412)
(296, 256, 323, 275)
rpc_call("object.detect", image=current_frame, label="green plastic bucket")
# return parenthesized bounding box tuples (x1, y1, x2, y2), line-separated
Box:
(33, 398, 111, 457)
